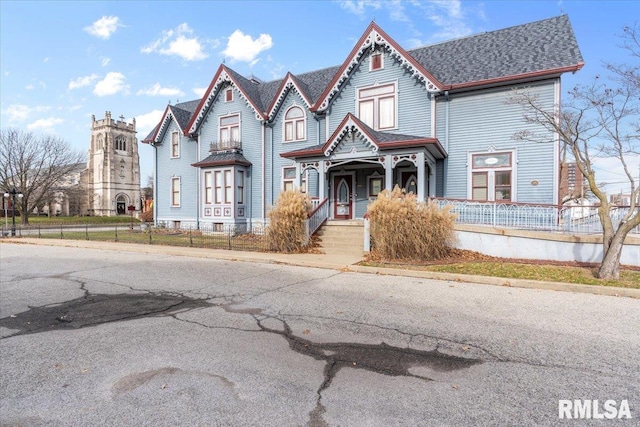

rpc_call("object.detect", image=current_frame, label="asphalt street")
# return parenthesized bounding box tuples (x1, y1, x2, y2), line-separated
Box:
(0, 242, 638, 426)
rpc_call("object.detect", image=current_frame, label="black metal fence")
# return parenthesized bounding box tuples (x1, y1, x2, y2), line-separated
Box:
(1, 223, 271, 252)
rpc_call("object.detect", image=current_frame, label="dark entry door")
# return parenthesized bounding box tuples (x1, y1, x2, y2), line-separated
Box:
(333, 175, 352, 220)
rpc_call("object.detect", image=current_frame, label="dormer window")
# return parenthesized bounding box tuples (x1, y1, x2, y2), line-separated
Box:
(284, 106, 305, 142)
(370, 53, 383, 71)
(225, 88, 233, 102)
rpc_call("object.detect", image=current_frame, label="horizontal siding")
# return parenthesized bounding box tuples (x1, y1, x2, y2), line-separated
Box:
(198, 85, 265, 220)
(328, 49, 431, 138)
(156, 120, 198, 221)
(444, 81, 557, 203)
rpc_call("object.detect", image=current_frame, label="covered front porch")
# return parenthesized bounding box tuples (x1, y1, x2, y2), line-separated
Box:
(281, 113, 447, 220)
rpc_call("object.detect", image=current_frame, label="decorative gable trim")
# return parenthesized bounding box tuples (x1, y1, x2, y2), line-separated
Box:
(151, 106, 174, 144)
(266, 73, 313, 121)
(312, 22, 443, 113)
(186, 65, 266, 135)
(324, 113, 379, 157)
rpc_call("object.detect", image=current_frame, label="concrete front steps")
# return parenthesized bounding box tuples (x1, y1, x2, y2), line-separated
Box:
(315, 220, 365, 257)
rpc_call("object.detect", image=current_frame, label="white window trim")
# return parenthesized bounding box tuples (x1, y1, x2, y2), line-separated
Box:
(369, 52, 384, 71)
(281, 166, 307, 192)
(355, 80, 398, 131)
(467, 150, 517, 202)
(170, 176, 181, 207)
(219, 112, 241, 145)
(283, 105, 307, 143)
(170, 131, 180, 159)
(204, 171, 213, 205)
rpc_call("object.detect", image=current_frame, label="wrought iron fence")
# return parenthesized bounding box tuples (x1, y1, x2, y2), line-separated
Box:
(430, 198, 640, 235)
(1, 223, 272, 251)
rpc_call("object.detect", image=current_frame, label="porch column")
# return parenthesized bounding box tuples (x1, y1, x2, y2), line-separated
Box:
(319, 166, 326, 200)
(429, 162, 436, 197)
(417, 152, 426, 202)
(384, 156, 393, 190)
(295, 162, 302, 189)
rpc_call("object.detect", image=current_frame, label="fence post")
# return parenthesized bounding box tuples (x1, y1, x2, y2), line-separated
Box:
(364, 216, 370, 252)
(60, 225, 63, 239)
(149, 229, 152, 244)
(189, 228, 193, 247)
(38, 224, 41, 238)
(115, 225, 118, 242)
(86, 224, 89, 240)
(492, 202, 497, 228)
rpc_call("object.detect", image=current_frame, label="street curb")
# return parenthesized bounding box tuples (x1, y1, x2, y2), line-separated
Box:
(3, 238, 638, 299)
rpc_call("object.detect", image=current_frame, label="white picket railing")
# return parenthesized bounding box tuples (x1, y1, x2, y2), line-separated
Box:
(430, 198, 639, 235)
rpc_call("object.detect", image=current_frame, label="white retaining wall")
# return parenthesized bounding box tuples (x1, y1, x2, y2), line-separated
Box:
(454, 225, 640, 267)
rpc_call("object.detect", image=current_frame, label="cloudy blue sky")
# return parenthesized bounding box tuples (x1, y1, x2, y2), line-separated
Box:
(1, 0, 638, 194)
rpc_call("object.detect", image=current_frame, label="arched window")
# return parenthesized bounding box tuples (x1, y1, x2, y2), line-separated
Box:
(120, 159, 126, 178)
(96, 134, 104, 150)
(284, 106, 305, 142)
(115, 135, 126, 151)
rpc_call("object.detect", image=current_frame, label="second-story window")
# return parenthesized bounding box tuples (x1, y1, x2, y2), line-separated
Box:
(220, 114, 239, 147)
(358, 82, 396, 130)
(284, 106, 305, 142)
(171, 131, 180, 158)
(225, 88, 233, 102)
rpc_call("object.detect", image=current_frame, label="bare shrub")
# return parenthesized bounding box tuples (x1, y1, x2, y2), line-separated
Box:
(266, 190, 312, 252)
(140, 209, 153, 223)
(368, 186, 457, 260)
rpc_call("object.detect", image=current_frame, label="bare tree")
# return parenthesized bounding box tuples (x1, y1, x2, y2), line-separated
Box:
(0, 128, 86, 224)
(510, 25, 639, 279)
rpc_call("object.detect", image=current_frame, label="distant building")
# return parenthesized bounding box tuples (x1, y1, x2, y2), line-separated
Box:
(559, 162, 585, 203)
(86, 112, 141, 215)
(609, 193, 638, 206)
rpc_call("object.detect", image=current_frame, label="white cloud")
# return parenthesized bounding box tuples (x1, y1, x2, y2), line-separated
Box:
(222, 30, 273, 63)
(27, 117, 64, 132)
(338, 0, 382, 16)
(137, 83, 185, 97)
(25, 84, 35, 90)
(84, 16, 122, 40)
(2, 104, 51, 123)
(43, 57, 49, 63)
(141, 23, 208, 61)
(135, 109, 165, 139)
(69, 73, 99, 90)
(100, 57, 111, 67)
(192, 87, 207, 97)
(93, 72, 129, 96)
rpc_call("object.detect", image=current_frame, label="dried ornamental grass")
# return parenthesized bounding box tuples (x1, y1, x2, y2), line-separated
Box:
(266, 190, 312, 252)
(368, 186, 457, 260)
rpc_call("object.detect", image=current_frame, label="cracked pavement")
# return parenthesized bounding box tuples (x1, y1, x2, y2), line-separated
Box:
(1, 243, 638, 426)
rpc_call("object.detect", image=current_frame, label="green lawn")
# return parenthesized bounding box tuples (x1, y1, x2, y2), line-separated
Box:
(360, 260, 640, 289)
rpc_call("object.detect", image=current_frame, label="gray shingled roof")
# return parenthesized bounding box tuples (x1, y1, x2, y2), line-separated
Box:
(192, 151, 252, 167)
(408, 15, 583, 86)
(155, 15, 581, 138)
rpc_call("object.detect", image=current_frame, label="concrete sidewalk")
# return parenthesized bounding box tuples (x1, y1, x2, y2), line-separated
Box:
(3, 238, 639, 299)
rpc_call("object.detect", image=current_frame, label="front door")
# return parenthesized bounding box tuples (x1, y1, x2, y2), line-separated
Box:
(333, 175, 353, 220)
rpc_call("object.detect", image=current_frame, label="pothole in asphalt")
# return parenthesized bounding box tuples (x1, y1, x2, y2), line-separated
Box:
(0, 292, 212, 336)
(255, 317, 483, 427)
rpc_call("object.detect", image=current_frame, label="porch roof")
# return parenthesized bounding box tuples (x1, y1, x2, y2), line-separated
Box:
(191, 151, 252, 168)
(280, 113, 447, 160)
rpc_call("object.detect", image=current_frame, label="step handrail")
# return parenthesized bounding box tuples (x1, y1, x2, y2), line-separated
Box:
(307, 198, 329, 237)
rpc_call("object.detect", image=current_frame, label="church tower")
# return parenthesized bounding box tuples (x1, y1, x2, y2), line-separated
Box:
(86, 112, 141, 216)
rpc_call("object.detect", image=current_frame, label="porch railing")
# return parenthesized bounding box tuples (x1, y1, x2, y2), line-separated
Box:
(430, 198, 639, 235)
(307, 198, 329, 237)
(210, 140, 242, 152)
